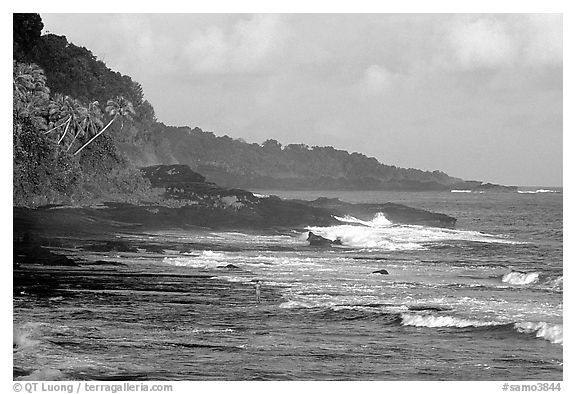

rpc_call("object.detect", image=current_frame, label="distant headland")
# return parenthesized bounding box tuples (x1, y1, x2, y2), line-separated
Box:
(13, 13, 516, 208)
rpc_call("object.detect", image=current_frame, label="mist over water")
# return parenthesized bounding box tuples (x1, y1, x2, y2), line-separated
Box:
(14, 190, 562, 380)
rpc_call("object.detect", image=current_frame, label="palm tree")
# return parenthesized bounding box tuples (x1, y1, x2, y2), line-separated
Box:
(45, 94, 85, 146)
(13, 62, 49, 102)
(73, 96, 135, 156)
(45, 94, 70, 137)
(13, 62, 50, 129)
(67, 101, 102, 152)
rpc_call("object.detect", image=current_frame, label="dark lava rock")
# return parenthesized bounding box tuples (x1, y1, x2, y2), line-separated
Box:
(141, 164, 206, 187)
(302, 198, 456, 228)
(408, 305, 450, 312)
(14, 235, 78, 267)
(14, 164, 458, 235)
(217, 264, 241, 270)
(372, 269, 389, 275)
(143, 244, 165, 254)
(83, 260, 128, 267)
(84, 241, 138, 253)
(307, 232, 335, 247)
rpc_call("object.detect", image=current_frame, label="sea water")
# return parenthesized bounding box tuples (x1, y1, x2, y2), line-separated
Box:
(13, 188, 563, 380)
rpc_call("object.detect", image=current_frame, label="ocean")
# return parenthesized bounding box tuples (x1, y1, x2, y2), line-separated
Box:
(13, 188, 563, 381)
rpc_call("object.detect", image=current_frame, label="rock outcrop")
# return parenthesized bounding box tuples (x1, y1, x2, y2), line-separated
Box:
(13, 164, 458, 239)
(307, 232, 342, 247)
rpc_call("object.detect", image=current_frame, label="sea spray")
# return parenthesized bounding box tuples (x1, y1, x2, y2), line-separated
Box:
(515, 322, 563, 345)
(401, 313, 499, 328)
(502, 272, 540, 285)
(307, 212, 518, 250)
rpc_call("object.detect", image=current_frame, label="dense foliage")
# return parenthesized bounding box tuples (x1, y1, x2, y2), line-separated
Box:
(13, 42, 150, 206)
(14, 13, 482, 195)
(119, 125, 463, 190)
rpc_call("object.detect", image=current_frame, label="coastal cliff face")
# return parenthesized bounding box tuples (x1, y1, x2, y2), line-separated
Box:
(137, 164, 457, 229)
(12, 13, 516, 209)
(116, 126, 518, 192)
(13, 164, 457, 241)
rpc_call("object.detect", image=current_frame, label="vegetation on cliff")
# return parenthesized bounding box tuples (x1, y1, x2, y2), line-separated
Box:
(13, 16, 151, 207)
(13, 13, 515, 206)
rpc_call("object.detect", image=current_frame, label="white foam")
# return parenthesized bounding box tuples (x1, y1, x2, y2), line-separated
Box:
(518, 189, 558, 194)
(502, 272, 539, 285)
(191, 328, 235, 334)
(13, 322, 44, 351)
(334, 212, 392, 227)
(306, 224, 425, 250)
(163, 250, 227, 269)
(17, 368, 64, 381)
(515, 322, 563, 345)
(307, 213, 517, 250)
(401, 313, 498, 328)
(451, 190, 472, 193)
(546, 276, 563, 291)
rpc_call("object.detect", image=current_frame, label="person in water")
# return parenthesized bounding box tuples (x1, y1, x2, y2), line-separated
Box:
(255, 280, 261, 304)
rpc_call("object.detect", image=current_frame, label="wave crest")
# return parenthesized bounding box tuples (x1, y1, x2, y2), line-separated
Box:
(515, 322, 563, 345)
(518, 189, 559, 194)
(334, 212, 392, 227)
(502, 271, 539, 285)
(401, 313, 498, 328)
(307, 213, 517, 250)
(163, 250, 226, 268)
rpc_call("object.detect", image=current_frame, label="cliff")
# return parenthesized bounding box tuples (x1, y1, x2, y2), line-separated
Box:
(13, 13, 517, 202)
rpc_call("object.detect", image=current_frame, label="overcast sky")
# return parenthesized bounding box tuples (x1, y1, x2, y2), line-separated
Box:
(41, 13, 563, 186)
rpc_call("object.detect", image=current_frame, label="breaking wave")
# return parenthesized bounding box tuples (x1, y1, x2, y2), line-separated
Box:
(163, 251, 226, 269)
(514, 322, 563, 345)
(13, 322, 43, 351)
(401, 314, 562, 345)
(401, 313, 498, 328)
(543, 276, 563, 292)
(502, 271, 540, 285)
(307, 212, 518, 250)
(334, 212, 392, 227)
(518, 189, 559, 194)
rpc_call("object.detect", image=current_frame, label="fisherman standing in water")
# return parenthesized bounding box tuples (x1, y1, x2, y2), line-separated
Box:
(255, 280, 262, 304)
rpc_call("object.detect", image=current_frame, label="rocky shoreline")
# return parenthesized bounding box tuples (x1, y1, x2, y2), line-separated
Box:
(13, 164, 457, 285)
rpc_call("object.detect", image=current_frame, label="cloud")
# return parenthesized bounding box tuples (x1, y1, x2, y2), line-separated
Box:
(521, 14, 562, 67)
(357, 64, 397, 94)
(443, 14, 562, 70)
(183, 14, 287, 74)
(447, 17, 515, 69)
(39, 13, 562, 186)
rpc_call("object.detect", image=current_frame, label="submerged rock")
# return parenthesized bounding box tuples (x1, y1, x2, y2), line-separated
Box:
(307, 232, 341, 247)
(217, 264, 241, 270)
(302, 197, 456, 228)
(84, 241, 138, 253)
(143, 244, 165, 254)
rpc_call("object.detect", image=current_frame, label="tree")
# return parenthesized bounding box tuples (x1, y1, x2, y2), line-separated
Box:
(67, 101, 102, 152)
(13, 13, 43, 62)
(13, 62, 49, 101)
(73, 96, 134, 156)
(262, 139, 282, 152)
(46, 94, 86, 146)
(13, 62, 50, 130)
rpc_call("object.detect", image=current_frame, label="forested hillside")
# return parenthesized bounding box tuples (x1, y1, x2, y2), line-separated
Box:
(13, 14, 152, 206)
(117, 124, 468, 190)
(13, 13, 515, 202)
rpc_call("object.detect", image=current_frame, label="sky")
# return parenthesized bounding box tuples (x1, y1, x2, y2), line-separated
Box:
(40, 13, 563, 186)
